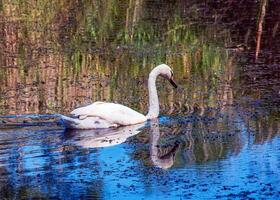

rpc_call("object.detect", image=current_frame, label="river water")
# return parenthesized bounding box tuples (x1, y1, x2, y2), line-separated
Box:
(0, 1, 279, 199)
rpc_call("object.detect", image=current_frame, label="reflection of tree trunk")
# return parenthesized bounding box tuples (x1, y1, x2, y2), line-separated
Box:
(132, 0, 143, 25)
(244, 29, 251, 46)
(267, 120, 273, 141)
(126, 0, 133, 34)
(126, 0, 143, 40)
(202, 143, 210, 162)
(255, 0, 267, 60)
(184, 124, 196, 164)
(167, 89, 174, 114)
(272, 22, 279, 38)
(1, 3, 21, 114)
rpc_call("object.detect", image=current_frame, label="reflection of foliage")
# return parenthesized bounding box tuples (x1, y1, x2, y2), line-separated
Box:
(238, 101, 280, 145)
(2, 0, 63, 37)
(73, 4, 231, 109)
(0, 1, 234, 115)
(1, 0, 230, 77)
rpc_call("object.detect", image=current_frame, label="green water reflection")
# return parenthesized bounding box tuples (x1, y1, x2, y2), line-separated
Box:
(0, 0, 233, 116)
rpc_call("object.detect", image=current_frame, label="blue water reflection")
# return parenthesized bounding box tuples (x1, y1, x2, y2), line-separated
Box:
(0, 113, 279, 199)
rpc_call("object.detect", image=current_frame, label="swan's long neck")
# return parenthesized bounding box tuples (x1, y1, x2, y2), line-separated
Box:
(146, 70, 159, 119)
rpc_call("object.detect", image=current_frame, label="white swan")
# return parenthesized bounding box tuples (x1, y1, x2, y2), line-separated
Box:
(61, 64, 177, 129)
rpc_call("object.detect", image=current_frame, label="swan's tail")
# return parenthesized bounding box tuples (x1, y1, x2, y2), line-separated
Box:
(59, 114, 81, 129)
(59, 114, 118, 129)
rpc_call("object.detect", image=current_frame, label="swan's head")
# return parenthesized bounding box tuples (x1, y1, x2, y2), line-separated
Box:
(152, 64, 178, 88)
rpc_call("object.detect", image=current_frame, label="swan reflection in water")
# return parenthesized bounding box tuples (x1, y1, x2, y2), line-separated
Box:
(65, 114, 245, 170)
(65, 122, 146, 148)
(150, 119, 176, 169)
(64, 119, 175, 169)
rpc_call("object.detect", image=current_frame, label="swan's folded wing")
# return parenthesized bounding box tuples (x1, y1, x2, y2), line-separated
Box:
(70, 102, 103, 119)
(70, 102, 147, 125)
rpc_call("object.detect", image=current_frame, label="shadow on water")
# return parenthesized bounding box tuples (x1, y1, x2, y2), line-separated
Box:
(0, 0, 280, 199)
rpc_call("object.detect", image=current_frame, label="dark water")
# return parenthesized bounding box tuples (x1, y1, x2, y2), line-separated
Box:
(0, 1, 280, 199)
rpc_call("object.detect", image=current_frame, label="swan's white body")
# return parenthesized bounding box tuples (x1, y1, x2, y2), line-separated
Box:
(61, 64, 176, 129)
(62, 102, 147, 129)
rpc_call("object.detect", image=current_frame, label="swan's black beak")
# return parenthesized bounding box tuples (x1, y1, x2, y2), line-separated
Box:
(169, 76, 178, 88)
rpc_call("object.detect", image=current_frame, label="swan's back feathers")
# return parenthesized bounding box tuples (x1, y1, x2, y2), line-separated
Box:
(70, 102, 147, 126)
